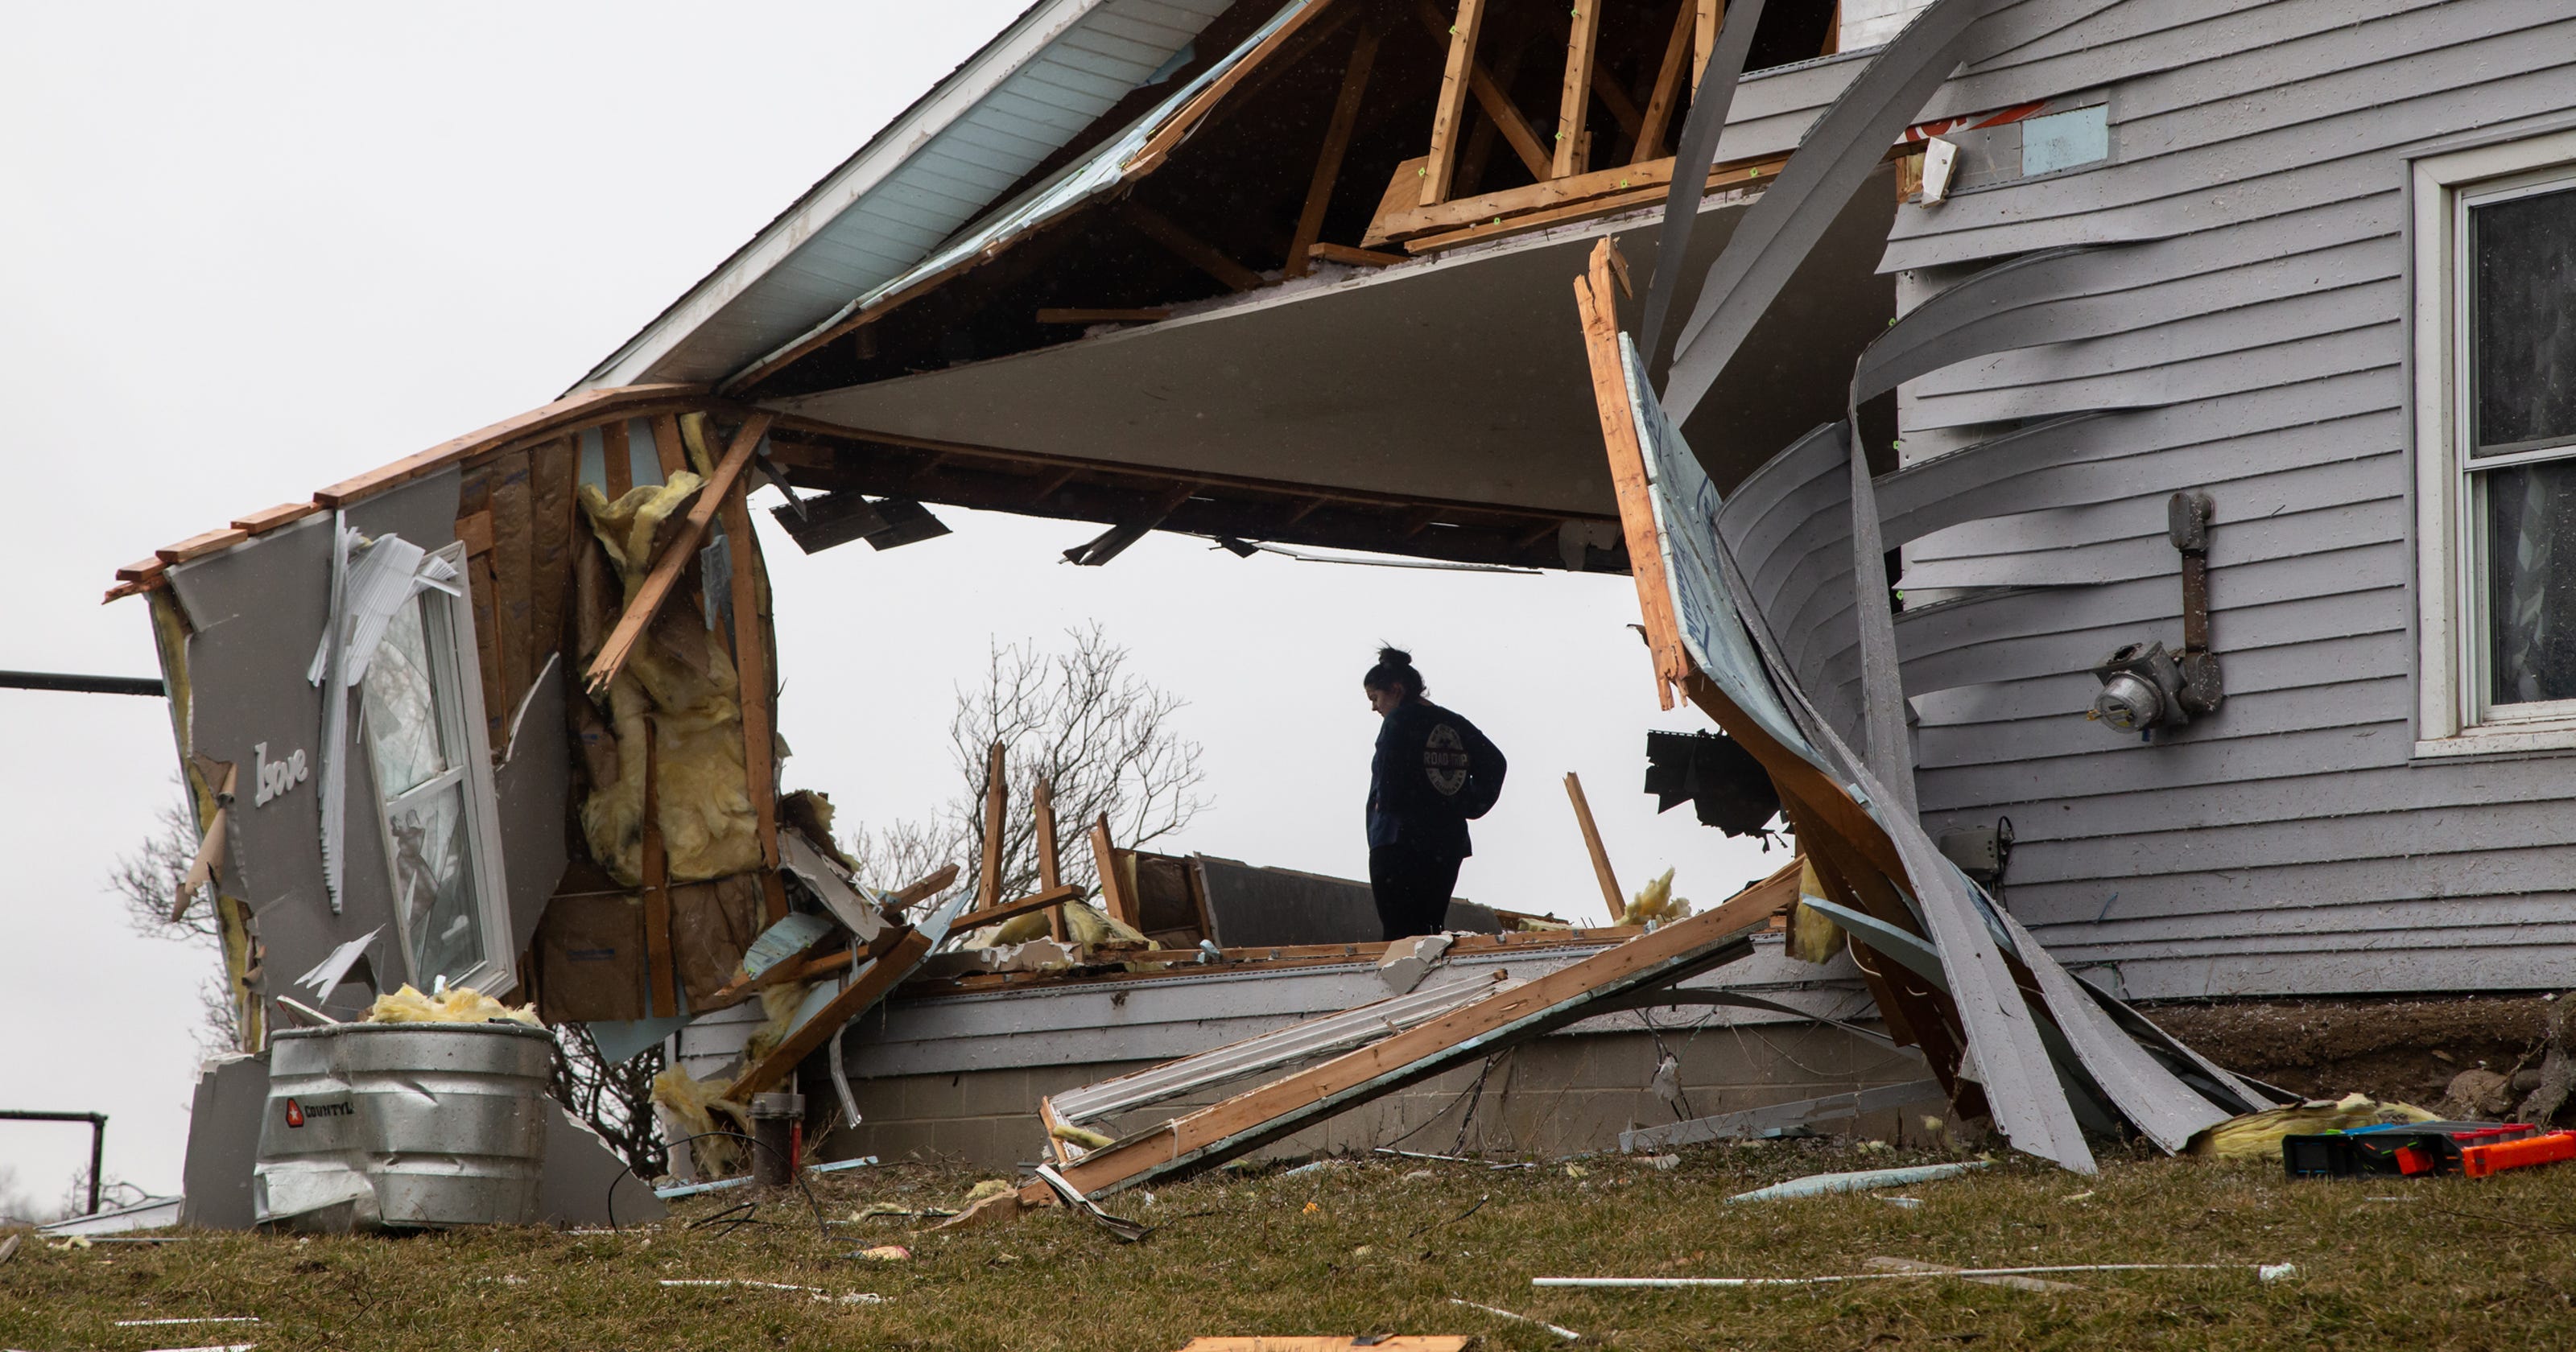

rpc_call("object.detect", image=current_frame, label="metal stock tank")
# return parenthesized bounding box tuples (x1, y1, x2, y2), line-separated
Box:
(254, 1021, 554, 1231)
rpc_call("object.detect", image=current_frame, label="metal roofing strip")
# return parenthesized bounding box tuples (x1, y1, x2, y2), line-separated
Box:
(579, 0, 1236, 391)
(720, 0, 1321, 394)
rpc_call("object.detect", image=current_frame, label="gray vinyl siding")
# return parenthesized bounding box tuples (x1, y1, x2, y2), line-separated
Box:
(1885, 0, 2576, 999)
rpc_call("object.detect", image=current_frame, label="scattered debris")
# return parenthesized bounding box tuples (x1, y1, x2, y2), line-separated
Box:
(1881, 1197, 1923, 1210)
(1450, 1296, 1581, 1342)
(1534, 1263, 2298, 1289)
(2190, 1094, 2438, 1160)
(1728, 1161, 1990, 1202)
(1645, 1154, 1681, 1172)
(1176, 1341, 1468, 1351)
(653, 1156, 881, 1200)
(660, 1279, 886, 1303)
(852, 1246, 912, 1262)
(0, 1234, 17, 1265)
(1866, 1256, 2080, 1292)
(114, 1318, 262, 1328)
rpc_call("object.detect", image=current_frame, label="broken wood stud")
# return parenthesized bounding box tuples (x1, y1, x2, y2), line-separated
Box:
(726, 926, 932, 1103)
(1034, 780, 1066, 941)
(1091, 814, 1141, 930)
(977, 741, 1007, 908)
(582, 411, 776, 695)
(1563, 771, 1624, 918)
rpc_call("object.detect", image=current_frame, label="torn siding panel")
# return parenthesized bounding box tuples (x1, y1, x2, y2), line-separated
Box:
(163, 472, 461, 1011)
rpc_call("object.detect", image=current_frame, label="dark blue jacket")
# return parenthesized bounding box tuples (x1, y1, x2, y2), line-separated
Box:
(1367, 700, 1506, 855)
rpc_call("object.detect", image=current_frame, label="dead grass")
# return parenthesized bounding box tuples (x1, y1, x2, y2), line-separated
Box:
(9, 1139, 2576, 1350)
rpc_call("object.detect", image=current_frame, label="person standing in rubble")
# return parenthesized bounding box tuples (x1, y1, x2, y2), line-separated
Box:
(1364, 646, 1507, 941)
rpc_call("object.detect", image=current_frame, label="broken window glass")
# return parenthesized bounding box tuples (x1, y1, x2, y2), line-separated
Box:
(359, 587, 489, 987)
(2484, 458, 2576, 707)
(2471, 183, 2576, 456)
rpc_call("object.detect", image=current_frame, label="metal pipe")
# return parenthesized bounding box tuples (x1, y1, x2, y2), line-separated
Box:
(0, 1111, 109, 1214)
(0, 670, 164, 697)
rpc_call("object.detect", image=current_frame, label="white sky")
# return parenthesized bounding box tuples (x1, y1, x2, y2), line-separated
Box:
(0, 2, 1769, 1212)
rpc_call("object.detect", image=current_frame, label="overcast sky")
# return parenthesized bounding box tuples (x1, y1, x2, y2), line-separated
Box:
(0, 2, 1771, 1214)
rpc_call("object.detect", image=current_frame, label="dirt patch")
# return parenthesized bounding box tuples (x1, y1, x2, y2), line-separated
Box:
(2145, 994, 2569, 1111)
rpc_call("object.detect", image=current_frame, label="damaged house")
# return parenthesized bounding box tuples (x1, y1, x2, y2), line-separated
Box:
(111, 0, 2576, 1211)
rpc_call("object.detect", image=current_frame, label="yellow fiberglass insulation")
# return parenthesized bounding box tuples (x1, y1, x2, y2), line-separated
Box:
(574, 473, 763, 886)
(1620, 868, 1693, 925)
(1787, 859, 1846, 965)
(1061, 901, 1150, 948)
(2186, 1092, 2439, 1160)
(365, 984, 543, 1026)
(741, 981, 812, 1070)
(651, 1064, 751, 1179)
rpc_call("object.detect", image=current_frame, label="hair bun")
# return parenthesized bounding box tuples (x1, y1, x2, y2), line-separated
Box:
(1376, 645, 1413, 667)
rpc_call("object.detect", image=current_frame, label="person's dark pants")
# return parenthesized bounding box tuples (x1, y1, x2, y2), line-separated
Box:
(1370, 843, 1463, 942)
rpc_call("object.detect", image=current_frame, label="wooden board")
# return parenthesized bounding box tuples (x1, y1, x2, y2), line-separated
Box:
(719, 479, 782, 908)
(155, 527, 248, 565)
(489, 447, 535, 719)
(1034, 781, 1065, 940)
(1635, 0, 1697, 163)
(1118, 203, 1265, 292)
(1376, 150, 1785, 246)
(1563, 771, 1624, 916)
(1419, 0, 1489, 205)
(727, 927, 933, 1102)
(642, 725, 675, 1019)
(231, 502, 318, 535)
(1092, 815, 1139, 930)
(1286, 23, 1382, 278)
(1035, 863, 1796, 1199)
(601, 418, 633, 498)
(977, 742, 1008, 907)
(526, 437, 576, 666)
(312, 383, 701, 509)
(951, 883, 1083, 935)
(1174, 1329, 1463, 1339)
(583, 413, 774, 695)
(1552, 0, 1603, 179)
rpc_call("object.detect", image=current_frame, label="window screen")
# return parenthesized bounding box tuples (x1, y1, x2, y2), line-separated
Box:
(2471, 183, 2576, 455)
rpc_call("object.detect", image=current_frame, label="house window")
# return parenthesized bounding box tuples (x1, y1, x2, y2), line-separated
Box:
(2413, 129, 2576, 755)
(357, 542, 513, 991)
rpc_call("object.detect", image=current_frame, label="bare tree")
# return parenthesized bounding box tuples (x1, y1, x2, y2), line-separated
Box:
(549, 1024, 669, 1180)
(109, 791, 244, 1056)
(846, 624, 1208, 901)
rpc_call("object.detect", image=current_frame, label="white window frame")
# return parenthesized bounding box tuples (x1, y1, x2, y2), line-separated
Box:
(359, 541, 514, 993)
(2412, 127, 2576, 758)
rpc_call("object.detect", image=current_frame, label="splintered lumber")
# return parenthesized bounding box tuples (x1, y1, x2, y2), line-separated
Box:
(155, 527, 249, 566)
(728, 926, 933, 1102)
(1552, 0, 1603, 179)
(950, 884, 1083, 935)
(1561, 772, 1624, 917)
(977, 742, 1008, 907)
(718, 477, 783, 909)
(1091, 814, 1140, 930)
(642, 728, 676, 1019)
(1034, 781, 1066, 940)
(583, 412, 774, 695)
(1286, 24, 1382, 278)
(1419, 0, 1488, 205)
(1047, 970, 1512, 1135)
(1028, 861, 1798, 1200)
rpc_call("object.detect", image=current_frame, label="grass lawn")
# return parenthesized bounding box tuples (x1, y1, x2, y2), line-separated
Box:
(8, 1138, 2574, 1350)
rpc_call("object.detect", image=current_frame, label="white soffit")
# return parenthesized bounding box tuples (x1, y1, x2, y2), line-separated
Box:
(577, 0, 1240, 391)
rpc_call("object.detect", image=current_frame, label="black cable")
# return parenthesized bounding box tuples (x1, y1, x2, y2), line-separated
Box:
(605, 1131, 830, 1240)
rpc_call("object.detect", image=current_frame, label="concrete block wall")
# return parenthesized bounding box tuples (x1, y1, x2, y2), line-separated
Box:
(1841, 0, 1932, 51)
(814, 1023, 1932, 1169)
